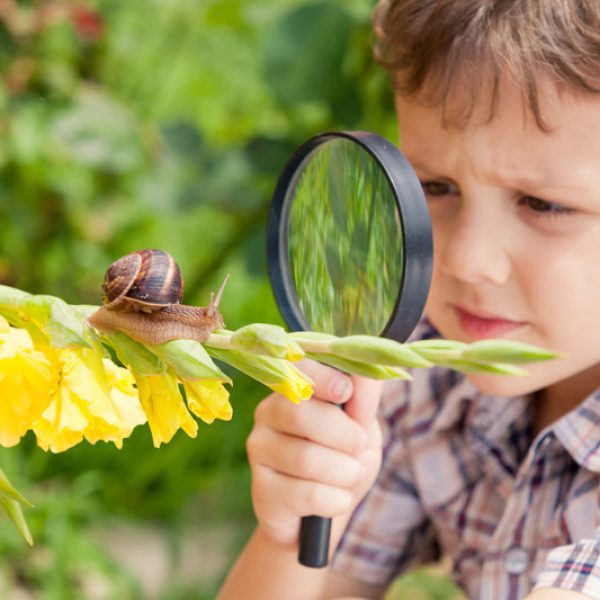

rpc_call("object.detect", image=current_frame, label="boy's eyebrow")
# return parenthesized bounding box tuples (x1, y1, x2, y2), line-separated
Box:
(405, 154, 589, 195)
(404, 156, 440, 176)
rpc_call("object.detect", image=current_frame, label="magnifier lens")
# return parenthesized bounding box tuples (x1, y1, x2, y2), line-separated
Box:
(268, 131, 432, 569)
(286, 138, 404, 336)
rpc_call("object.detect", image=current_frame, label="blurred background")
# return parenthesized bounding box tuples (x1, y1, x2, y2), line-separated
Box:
(0, 1, 462, 598)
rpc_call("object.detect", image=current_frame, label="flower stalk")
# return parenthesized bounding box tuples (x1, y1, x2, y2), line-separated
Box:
(0, 291, 563, 444)
(0, 283, 564, 544)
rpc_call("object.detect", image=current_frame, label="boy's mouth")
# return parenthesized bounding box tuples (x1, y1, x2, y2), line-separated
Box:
(453, 305, 527, 339)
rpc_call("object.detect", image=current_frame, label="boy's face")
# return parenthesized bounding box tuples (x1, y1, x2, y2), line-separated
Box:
(396, 81, 600, 400)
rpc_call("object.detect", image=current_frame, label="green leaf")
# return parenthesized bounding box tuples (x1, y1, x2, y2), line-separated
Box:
(0, 496, 33, 546)
(0, 469, 33, 507)
(0, 284, 31, 327)
(21, 294, 92, 348)
(0, 284, 31, 306)
(103, 331, 167, 375)
(151, 339, 232, 383)
(0, 469, 33, 546)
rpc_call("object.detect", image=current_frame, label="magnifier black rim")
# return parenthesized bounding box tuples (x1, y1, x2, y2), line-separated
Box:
(267, 130, 433, 342)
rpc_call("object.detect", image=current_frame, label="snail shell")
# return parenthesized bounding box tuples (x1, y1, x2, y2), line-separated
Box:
(103, 249, 183, 312)
(88, 249, 228, 346)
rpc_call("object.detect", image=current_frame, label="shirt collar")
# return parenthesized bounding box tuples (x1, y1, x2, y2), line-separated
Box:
(554, 389, 600, 473)
(430, 367, 600, 473)
(430, 371, 530, 441)
(413, 315, 600, 471)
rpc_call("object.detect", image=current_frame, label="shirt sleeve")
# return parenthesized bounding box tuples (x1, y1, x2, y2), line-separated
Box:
(330, 378, 440, 586)
(534, 532, 600, 597)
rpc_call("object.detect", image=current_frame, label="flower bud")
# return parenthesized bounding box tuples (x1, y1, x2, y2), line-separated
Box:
(461, 339, 561, 364)
(231, 323, 304, 361)
(207, 347, 312, 403)
(328, 335, 431, 368)
(307, 352, 412, 380)
(185, 379, 232, 424)
(151, 339, 231, 384)
(407, 339, 467, 361)
(437, 359, 528, 376)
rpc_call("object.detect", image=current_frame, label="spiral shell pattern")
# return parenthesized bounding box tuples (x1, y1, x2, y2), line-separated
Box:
(102, 249, 183, 310)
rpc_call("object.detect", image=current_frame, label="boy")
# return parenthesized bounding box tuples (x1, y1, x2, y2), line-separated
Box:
(219, 0, 600, 598)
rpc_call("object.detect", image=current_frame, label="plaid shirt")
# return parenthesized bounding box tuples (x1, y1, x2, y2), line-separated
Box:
(331, 316, 600, 599)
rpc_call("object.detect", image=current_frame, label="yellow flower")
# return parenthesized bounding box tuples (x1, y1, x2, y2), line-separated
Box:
(134, 372, 198, 448)
(206, 348, 314, 404)
(0, 318, 52, 447)
(270, 363, 314, 404)
(86, 360, 147, 448)
(32, 348, 146, 453)
(184, 379, 232, 424)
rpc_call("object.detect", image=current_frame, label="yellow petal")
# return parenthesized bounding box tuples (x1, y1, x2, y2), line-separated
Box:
(270, 364, 313, 404)
(185, 379, 232, 424)
(134, 373, 198, 448)
(103, 360, 146, 436)
(0, 326, 52, 447)
(0, 315, 11, 334)
(33, 348, 145, 452)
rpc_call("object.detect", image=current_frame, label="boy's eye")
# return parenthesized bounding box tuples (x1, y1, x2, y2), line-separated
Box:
(420, 180, 458, 196)
(519, 196, 577, 218)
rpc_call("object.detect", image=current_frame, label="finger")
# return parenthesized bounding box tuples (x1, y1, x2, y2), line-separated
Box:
(343, 376, 384, 428)
(296, 358, 353, 404)
(252, 464, 354, 518)
(254, 394, 368, 455)
(249, 427, 362, 488)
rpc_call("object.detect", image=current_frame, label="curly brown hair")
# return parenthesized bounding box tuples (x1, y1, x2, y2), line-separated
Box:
(373, 0, 600, 129)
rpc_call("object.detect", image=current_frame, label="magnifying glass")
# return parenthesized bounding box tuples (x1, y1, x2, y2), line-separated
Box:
(267, 131, 433, 568)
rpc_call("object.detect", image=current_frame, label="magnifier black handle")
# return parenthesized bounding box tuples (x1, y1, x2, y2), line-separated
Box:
(299, 400, 343, 568)
(299, 515, 332, 567)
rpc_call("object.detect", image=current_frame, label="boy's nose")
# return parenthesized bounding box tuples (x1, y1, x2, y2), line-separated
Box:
(437, 209, 512, 286)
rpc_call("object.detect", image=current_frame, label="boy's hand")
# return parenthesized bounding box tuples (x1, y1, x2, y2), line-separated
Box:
(246, 359, 384, 547)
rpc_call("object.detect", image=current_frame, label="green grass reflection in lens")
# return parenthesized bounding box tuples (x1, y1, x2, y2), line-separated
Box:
(288, 138, 404, 335)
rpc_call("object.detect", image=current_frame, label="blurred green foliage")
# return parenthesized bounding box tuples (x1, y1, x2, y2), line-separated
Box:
(0, 1, 459, 598)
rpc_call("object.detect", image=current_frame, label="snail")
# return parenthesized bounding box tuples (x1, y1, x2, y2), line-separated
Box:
(88, 249, 229, 345)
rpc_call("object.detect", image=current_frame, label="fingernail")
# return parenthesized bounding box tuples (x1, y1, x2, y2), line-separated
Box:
(332, 377, 351, 400)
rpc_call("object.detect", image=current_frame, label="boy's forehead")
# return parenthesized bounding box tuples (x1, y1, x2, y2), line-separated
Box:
(394, 83, 600, 199)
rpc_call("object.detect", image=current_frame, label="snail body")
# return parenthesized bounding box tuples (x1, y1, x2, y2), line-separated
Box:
(89, 249, 228, 345)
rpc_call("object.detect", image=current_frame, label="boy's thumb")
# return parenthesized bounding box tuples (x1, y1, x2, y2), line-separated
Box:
(343, 375, 384, 427)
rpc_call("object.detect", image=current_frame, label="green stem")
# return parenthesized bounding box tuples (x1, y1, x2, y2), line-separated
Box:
(294, 339, 332, 354)
(205, 332, 235, 350)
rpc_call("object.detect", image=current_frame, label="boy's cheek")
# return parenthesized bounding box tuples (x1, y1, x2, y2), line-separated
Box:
(421, 291, 448, 338)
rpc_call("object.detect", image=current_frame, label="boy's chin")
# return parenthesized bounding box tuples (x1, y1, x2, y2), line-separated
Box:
(465, 371, 546, 399)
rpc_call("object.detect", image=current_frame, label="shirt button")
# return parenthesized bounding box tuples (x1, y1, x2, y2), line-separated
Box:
(504, 546, 530, 575)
